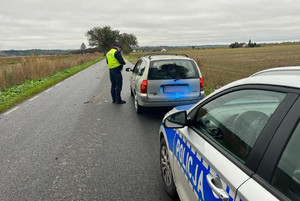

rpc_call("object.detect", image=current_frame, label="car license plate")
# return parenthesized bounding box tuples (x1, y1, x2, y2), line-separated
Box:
(164, 85, 188, 93)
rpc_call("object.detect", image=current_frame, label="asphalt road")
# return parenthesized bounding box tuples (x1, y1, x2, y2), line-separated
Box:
(0, 60, 179, 201)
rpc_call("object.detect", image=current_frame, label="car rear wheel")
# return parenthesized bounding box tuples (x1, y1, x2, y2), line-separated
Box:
(134, 95, 143, 114)
(130, 87, 134, 97)
(160, 138, 176, 196)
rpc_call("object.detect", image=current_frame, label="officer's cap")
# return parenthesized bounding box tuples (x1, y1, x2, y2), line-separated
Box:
(114, 43, 122, 49)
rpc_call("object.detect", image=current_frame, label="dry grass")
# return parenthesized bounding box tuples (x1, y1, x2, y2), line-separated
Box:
(0, 53, 101, 90)
(174, 44, 300, 89)
(129, 43, 300, 90)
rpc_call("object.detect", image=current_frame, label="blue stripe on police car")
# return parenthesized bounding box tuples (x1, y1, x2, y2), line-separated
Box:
(165, 127, 235, 201)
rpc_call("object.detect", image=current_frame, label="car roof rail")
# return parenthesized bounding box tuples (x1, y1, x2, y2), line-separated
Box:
(143, 53, 189, 60)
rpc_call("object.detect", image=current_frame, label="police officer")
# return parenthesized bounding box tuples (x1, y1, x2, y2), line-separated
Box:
(106, 43, 127, 104)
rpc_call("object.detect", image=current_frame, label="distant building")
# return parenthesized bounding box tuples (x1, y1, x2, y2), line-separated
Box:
(161, 48, 166, 52)
(242, 43, 248, 48)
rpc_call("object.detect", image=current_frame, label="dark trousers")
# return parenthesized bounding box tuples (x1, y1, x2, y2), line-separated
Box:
(109, 66, 123, 102)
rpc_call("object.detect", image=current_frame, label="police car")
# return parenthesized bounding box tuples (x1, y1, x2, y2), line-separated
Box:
(159, 66, 300, 201)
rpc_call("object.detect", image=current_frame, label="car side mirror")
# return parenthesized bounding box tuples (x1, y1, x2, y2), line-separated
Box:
(125, 68, 133, 72)
(163, 111, 187, 128)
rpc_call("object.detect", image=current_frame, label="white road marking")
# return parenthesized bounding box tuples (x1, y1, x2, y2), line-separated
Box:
(28, 95, 39, 102)
(45, 88, 52, 92)
(3, 107, 19, 115)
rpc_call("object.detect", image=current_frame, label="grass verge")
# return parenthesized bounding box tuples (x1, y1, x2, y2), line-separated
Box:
(0, 57, 104, 113)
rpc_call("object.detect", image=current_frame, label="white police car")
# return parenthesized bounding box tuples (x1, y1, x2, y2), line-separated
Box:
(159, 66, 300, 201)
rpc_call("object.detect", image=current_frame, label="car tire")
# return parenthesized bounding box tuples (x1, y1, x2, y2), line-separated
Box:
(160, 138, 176, 196)
(130, 87, 134, 97)
(134, 95, 143, 114)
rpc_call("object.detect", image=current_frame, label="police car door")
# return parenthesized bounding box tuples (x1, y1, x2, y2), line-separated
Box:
(237, 96, 300, 200)
(172, 89, 287, 201)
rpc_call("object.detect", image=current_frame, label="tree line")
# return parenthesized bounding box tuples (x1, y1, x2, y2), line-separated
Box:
(0, 49, 73, 57)
(229, 39, 261, 48)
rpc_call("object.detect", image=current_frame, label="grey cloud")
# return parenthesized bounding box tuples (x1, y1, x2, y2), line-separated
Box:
(0, 0, 299, 50)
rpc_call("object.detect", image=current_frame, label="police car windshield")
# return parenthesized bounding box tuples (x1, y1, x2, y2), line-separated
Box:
(148, 60, 199, 80)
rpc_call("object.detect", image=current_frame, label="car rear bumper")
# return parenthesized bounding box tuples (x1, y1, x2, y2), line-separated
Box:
(136, 92, 205, 107)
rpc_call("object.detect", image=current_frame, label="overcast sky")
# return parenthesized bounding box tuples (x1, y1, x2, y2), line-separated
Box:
(1, 0, 300, 50)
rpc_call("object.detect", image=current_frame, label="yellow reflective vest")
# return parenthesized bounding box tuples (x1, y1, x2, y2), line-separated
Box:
(106, 49, 121, 69)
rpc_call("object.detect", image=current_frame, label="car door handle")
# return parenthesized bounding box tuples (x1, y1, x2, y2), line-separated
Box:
(206, 174, 229, 201)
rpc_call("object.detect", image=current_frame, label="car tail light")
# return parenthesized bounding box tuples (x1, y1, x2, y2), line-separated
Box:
(141, 80, 147, 93)
(200, 78, 204, 91)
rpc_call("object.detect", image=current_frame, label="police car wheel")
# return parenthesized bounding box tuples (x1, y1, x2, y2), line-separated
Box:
(134, 95, 143, 114)
(160, 138, 176, 196)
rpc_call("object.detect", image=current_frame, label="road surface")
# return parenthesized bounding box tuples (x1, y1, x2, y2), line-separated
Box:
(0, 60, 179, 201)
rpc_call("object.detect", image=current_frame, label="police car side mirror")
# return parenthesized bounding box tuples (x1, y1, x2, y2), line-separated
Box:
(125, 68, 133, 72)
(163, 111, 187, 128)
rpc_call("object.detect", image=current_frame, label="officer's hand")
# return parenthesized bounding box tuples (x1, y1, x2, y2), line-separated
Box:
(125, 60, 128, 64)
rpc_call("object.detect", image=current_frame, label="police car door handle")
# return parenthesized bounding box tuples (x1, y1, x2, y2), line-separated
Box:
(206, 174, 229, 201)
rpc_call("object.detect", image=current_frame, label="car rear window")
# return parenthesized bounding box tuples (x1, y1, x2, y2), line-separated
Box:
(148, 59, 199, 80)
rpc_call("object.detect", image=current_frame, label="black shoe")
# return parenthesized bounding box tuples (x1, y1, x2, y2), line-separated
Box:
(116, 100, 126, 104)
(112, 100, 116, 103)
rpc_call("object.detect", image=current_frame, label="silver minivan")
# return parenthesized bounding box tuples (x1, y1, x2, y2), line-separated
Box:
(126, 53, 204, 113)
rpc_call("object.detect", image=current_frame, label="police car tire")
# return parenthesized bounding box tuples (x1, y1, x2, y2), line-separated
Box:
(160, 138, 176, 196)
